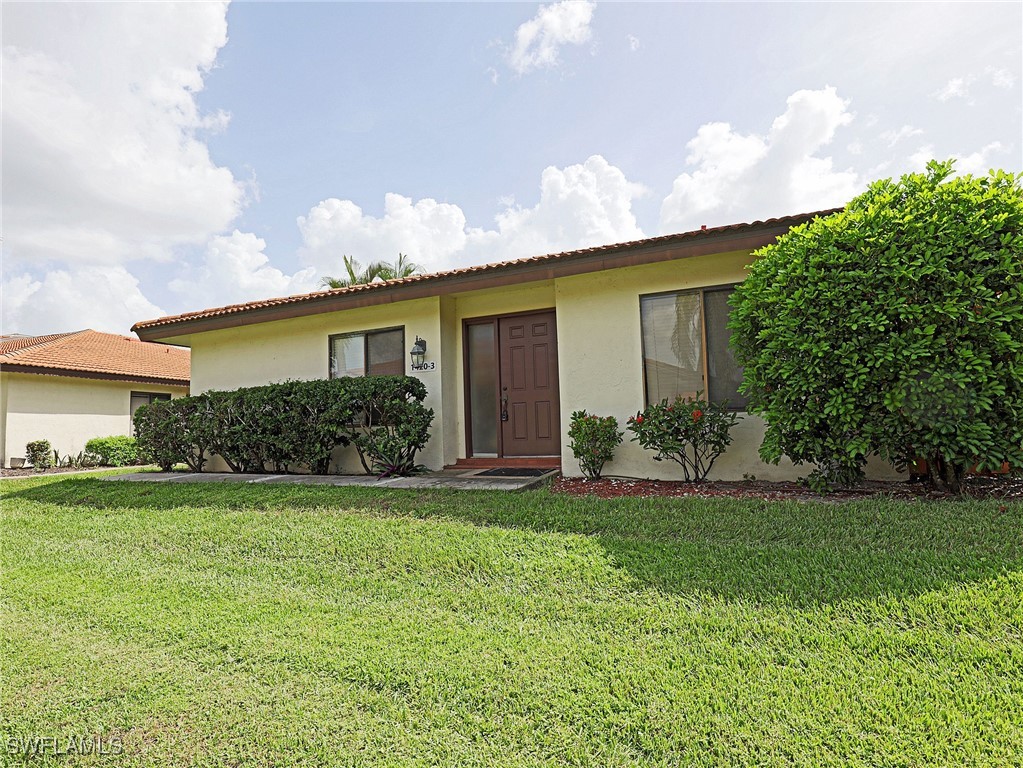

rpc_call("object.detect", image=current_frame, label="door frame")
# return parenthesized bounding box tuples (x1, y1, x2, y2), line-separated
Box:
(462, 308, 558, 459)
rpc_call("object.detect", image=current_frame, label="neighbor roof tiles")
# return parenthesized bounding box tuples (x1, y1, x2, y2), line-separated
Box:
(0, 329, 190, 385)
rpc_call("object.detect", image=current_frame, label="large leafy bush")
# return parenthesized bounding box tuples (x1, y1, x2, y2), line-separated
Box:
(730, 161, 1023, 492)
(133, 399, 190, 471)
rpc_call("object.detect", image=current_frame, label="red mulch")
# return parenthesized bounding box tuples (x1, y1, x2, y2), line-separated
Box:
(550, 475, 1023, 504)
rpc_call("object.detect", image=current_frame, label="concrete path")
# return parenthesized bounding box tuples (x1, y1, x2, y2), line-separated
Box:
(101, 469, 556, 492)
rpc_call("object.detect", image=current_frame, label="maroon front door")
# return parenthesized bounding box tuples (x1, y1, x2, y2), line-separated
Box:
(498, 311, 560, 456)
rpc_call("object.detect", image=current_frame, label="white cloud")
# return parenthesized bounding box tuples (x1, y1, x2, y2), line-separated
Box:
(1, 267, 165, 336)
(2, 3, 241, 268)
(506, 0, 596, 75)
(169, 231, 319, 308)
(936, 76, 971, 101)
(879, 125, 924, 147)
(952, 141, 1006, 175)
(298, 155, 646, 274)
(986, 66, 1015, 89)
(907, 141, 1006, 176)
(1, 2, 244, 334)
(659, 87, 859, 232)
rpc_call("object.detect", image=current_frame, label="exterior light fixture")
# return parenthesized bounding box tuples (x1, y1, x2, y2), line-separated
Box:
(409, 336, 427, 369)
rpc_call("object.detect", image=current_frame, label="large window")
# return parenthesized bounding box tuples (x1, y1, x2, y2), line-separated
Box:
(640, 285, 747, 409)
(330, 327, 404, 378)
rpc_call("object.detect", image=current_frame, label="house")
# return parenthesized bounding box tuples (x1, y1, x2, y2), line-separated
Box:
(132, 211, 900, 480)
(0, 330, 190, 467)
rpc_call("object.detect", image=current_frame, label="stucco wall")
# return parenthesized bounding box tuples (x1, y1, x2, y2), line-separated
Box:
(553, 252, 903, 481)
(0, 372, 187, 466)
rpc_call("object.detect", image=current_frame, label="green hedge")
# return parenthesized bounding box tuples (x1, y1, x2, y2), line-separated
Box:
(84, 436, 139, 467)
(133, 376, 433, 476)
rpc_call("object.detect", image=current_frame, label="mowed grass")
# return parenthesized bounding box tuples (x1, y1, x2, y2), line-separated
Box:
(1, 476, 1021, 767)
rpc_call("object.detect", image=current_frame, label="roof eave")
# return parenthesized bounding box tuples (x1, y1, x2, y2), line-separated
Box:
(134, 215, 821, 342)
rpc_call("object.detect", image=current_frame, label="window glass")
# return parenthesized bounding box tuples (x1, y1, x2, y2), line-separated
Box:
(703, 288, 747, 408)
(366, 329, 404, 375)
(467, 323, 498, 456)
(330, 328, 404, 378)
(641, 292, 703, 404)
(640, 286, 745, 408)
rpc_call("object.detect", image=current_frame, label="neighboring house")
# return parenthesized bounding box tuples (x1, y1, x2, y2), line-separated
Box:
(0, 330, 190, 467)
(132, 211, 900, 480)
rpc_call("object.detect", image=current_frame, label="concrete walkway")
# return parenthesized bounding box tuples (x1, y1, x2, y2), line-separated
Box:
(101, 468, 556, 492)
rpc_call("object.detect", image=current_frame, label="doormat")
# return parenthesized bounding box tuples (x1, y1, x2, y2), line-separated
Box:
(475, 468, 553, 478)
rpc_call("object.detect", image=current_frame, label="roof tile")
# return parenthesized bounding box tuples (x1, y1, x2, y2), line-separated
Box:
(132, 209, 838, 334)
(0, 330, 189, 384)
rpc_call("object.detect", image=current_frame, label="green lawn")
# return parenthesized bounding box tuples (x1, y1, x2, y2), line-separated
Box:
(1, 476, 1020, 766)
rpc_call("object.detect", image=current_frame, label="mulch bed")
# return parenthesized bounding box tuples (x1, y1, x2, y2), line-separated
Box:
(1, 466, 107, 479)
(551, 475, 1023, 504)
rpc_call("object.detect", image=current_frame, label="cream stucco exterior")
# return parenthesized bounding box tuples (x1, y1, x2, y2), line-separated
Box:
(156, 244, 903, 481)
(0, 372, 187, 466)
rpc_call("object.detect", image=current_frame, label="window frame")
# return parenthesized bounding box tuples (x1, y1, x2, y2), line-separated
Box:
(638, 282, 745, 411)
(328, 326, 406, 379)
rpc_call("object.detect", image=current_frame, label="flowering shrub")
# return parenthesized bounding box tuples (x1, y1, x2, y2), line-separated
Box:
(568, 411, 623, 479)
(627, 393, 739, 482)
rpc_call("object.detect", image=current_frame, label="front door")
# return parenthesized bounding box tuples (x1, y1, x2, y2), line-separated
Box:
(498, 311, 560, 457)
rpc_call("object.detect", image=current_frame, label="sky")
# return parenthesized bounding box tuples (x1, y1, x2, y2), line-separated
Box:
(2, 1, 1021, 337)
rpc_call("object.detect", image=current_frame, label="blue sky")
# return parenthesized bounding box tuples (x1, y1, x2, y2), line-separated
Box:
(3, 1, 1021, 336)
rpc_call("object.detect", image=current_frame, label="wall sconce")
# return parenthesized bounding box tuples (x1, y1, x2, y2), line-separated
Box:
(409, 336, 427, 369)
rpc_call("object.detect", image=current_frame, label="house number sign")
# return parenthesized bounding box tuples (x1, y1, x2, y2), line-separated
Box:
(410, 362, 437, 372)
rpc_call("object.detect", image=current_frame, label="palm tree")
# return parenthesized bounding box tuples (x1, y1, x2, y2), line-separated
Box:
(377, 253, 422, 281)
(320, 253, 422, 289)
(320, 255, 388, 289)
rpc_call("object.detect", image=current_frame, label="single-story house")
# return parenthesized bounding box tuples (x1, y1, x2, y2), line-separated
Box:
(132, 211, 900, 480)
(0, 330, 190, 467)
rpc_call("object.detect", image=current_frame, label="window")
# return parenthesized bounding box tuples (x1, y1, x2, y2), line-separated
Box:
(330, 327, 404, 378)
(130, 391, 171, 416)
(640, 285, 747, 409)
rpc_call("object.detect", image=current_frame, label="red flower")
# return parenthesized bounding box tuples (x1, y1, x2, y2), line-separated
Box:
(635, 415, 644, 424)
(692, 409, 703, 421)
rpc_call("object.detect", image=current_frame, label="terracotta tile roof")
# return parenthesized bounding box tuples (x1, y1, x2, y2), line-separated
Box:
(133, 209, 840, 338)
(0, 332, 77, 355)
(0, 329, 190, 385)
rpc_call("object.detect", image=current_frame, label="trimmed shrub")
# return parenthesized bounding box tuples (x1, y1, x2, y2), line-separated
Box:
(133, 400, 187, 471)
(85, 436, 139, 467)
(627, 393, 739, 482)
(25, 440, 52, 470)
(729, 160, 1023, 492)
(568, 411, 623, 479)
(132, 376, 431, 477)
